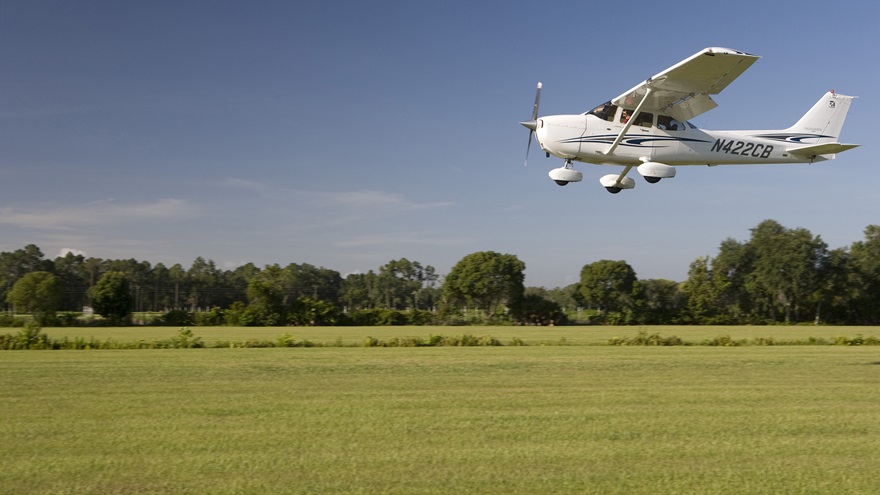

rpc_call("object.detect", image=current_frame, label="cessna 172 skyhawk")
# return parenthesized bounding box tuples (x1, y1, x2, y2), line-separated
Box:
(520, 47, 858, 193)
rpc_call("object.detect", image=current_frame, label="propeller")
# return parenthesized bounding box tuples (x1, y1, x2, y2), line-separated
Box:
(520, 82, 542, 166)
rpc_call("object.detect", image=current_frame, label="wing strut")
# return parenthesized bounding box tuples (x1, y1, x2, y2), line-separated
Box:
(602, 87, 653, 156)
(615, 165, 634, 186)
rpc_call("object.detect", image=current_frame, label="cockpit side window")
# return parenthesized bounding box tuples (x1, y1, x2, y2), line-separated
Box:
(657, 115, 683, 131)
(587, 101, 618, 122)
(633, 112, 653, 127)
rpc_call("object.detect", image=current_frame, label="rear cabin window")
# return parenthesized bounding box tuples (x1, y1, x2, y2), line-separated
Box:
(657, 115, 684, 131)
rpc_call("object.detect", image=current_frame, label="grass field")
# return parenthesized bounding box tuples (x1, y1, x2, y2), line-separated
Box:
(2, 342, 880, 494)
(26, 324, 880, 346)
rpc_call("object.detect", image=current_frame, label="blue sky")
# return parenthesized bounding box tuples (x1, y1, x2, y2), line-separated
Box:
(1, 0, 876, 288)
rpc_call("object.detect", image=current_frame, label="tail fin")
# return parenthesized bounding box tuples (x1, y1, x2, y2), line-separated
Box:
(787, 91, 855, 143)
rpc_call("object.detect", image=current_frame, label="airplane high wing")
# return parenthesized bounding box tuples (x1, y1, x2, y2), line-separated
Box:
(611, 47, 760, 122)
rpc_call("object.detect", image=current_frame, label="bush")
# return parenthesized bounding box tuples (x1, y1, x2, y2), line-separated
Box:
(239, 307, 281, 326)
(0, 322, 52, 350)
(347, 308, 410, 326)
(195, 307, 225, 326)
(160, 310, 194, 326)
(224, 301, 247, 326)
(56, 312, 82, 327)
(0, 313, 27, 327)
(360, 334, 501, 347)
(833, 334, 880, 346)
(155, 327, 204, 348)
(276, 333, 298, 347)
(751, 336, 776, 346)
(608, 331, 685, 346)
(701, 335, 744, 347)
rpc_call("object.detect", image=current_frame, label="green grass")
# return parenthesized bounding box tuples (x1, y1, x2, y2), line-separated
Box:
(22, 324, 880, 347)
(2, 346, 880, 494)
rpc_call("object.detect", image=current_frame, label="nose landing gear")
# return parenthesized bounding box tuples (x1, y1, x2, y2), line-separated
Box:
(548, 159, 583, 186)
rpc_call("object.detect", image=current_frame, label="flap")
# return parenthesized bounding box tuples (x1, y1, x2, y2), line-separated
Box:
(611, 47, 760, 120)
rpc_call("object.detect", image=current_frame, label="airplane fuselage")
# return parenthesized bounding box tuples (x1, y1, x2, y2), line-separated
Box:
(535, 113, 825, 167)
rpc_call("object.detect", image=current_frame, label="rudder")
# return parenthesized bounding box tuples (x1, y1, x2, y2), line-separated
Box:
(787, 91, 855, 143)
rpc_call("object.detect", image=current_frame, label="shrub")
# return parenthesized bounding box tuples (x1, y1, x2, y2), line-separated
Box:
(751, 337, 776, 346)
(701, 335, 743, 347)
(160, 310, 194, 326)
(833, 334, 880, 346)
(362, 336, 382, 347)
(608, 331, 685, 346)
(225, 301, 247, 326)
(0, 322, 52, 350)
(386, 336, 426, 347)
(276, 333, 298, 347)
(156, 327, 204, 348)
(195, 307, 226, 326)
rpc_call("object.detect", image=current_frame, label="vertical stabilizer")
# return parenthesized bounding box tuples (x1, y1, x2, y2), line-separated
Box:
(787, 91, 855, 143)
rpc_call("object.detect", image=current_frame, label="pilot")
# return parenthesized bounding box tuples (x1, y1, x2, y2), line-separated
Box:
(620, 109, 631, 124)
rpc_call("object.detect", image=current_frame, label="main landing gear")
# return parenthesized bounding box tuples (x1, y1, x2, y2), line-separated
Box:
(548, 159, 584, 186)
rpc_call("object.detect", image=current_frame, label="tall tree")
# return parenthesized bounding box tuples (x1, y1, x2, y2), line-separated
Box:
(151, 263, 169, 311)
(341, 271, 379, 310)
(90, 271, 134, 324)
(0, 244, 52, 310)
(188, 257, 219, 310)
(746, 220, 827, 323)
(53, 252, 89, 311)
(847, 225, 880, 324)
(377, 258, 438, 310)
(816, 247, 851, 324)
(680, 257, 730, 324)
(168, 264, 187, 309)
(633, 279, 685, 324)
(576, 260, 637, 314)
(711, 237, 754, 320)
(6, 271, 61, 325)
(283, 263, 342, 305)
(245, 264, 287, 325)
(443, 251, 525, 316)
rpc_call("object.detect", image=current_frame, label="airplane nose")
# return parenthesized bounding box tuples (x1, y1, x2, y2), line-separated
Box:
(520, 120, 537, 131)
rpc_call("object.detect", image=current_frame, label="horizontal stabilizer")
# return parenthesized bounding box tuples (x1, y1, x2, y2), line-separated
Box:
(788, 142, 859, 157)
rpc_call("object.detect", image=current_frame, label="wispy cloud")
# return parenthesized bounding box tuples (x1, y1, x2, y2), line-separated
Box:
(305, 189, 455, 211)
(0, 198, 198, 230)
(217, 178, 454, 219)
(333, 232, 468, 249)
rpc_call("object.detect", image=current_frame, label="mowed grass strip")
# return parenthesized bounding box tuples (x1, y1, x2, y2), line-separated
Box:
(2, 346, 880, 494)
(33, 324, 880, 346)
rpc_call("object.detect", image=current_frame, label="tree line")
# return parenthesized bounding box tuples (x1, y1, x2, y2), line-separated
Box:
(3, 219, 880, 326)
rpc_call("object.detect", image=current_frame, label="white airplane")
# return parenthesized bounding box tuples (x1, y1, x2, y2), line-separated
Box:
(521, 47, 858, 193)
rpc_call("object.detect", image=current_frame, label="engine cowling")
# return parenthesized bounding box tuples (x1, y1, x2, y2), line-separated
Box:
(548, 167, 583, 186)
(637, 162, 676, 183)
(599, 174, 635, 194)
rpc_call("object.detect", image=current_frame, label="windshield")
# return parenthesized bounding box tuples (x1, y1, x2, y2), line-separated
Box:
(587, 101, 617, 122)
